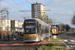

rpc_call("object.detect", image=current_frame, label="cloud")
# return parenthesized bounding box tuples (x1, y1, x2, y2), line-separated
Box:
(1, 0, 75, 27)
(9, 12, 31, 21)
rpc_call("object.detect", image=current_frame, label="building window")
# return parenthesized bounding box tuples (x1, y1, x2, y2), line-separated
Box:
(1, 21, 5, 23)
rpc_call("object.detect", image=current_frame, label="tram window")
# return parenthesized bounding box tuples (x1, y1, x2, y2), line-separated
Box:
(26, 28, 30, 33)
(25, 25, 36, 34)
(37, 24, 39, 33)
(39, 24, 41, 27)
(31, 28, 36, 33)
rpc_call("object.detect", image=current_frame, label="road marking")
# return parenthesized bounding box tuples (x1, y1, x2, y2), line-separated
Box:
(67, 45, 75, 49)
(68, 42, 75, 44)
(70, 40, 75, 42)
(64, 40, 68, 42)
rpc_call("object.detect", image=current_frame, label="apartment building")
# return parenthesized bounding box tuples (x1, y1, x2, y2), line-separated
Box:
(11, 20, 23, 34)
(0, 19, 11, 35)
(0, 19, 24, 36)
(32, 2, 47, 22)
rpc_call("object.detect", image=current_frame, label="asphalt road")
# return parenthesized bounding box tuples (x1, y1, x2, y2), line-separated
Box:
(58, 32, 75, 50)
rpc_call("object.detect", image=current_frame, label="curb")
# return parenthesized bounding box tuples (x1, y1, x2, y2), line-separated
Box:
(63, 42, 69, 50)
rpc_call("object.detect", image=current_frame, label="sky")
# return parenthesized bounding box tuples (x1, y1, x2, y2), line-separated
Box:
(0, 0, 75, 28)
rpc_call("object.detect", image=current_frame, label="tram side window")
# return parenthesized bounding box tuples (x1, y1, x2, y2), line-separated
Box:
(41, 24, 43, 34)
(39, 24, 41, 33)
(39, 24, 41, 27)
(45, 26, 46, 33)
(37, 24, 39, 33)
(26, 28, 30, 33)
(45, 26, 48, 33)
(43, 25, 45, 34)
(47, 27, 49, 33)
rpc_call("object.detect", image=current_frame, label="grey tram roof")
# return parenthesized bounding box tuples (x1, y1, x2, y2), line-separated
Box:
(25, 18, 48, 26)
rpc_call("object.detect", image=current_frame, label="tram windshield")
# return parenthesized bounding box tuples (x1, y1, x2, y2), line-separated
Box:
(25, 25, 36, 34)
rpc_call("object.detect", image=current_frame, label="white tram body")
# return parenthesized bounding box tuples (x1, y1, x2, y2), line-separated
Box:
(23, 18, 52, 42)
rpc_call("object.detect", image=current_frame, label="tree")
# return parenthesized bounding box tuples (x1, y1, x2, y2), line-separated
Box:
(58, 23, 64, 31)
(65, 24, 70, 31)
(0, 27, 2, 33)
(72, 15, 75, 24)
(0, 8, 7, 13)
(62, 25, 66, 31)
(0, 8, 8, 35)
(48, 18, 53, 24)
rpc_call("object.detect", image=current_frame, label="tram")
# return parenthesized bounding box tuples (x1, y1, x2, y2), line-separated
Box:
(23, 18, 51, 42)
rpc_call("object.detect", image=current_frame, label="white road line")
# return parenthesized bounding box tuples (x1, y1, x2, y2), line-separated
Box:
(68, 42, 75, 44)
(64, 40, 68, 42)
(67, 45, 74, 49)
(70, 40, 75, 42)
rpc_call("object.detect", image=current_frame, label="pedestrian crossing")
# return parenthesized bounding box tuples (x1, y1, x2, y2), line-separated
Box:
(64, 39, 75, 43)
(63, 39, 75, 50)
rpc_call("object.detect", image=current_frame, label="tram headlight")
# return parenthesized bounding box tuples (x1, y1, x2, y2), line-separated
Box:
(36, 37, 38, 41)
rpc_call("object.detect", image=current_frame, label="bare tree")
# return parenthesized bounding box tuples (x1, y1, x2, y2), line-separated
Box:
(0, 8, 7, 13)
(58, 23, 64, 31)
(72, 15, 75, 24)
(0, 27, 2, 31)
(0, 8, 8, 35)
(48, 18, 53, 24)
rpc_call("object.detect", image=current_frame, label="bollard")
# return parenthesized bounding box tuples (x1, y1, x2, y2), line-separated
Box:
(53, 35, 57, 39)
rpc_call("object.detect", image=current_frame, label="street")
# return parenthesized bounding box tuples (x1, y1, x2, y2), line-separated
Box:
(58, 32, 75, 50)
(0, 45, 37, 50)
(0, 39, 46, 50)
(0, 32, 75, 50)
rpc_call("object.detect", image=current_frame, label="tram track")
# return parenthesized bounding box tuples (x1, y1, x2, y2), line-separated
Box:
(26, 42, 38, 50)
(11, 42, 39, 50)
(25, 38, 48, 50)
(0, 37, 48, 50)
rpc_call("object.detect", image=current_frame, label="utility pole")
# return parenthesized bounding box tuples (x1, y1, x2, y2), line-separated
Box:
(6, 10, 9, 40)
(22, 17, 26, 21)
(48, 24, 50, 41)
(6, 10, 9, 35)
(1, 12, 3, 38)
(47, 15, 48, 24)
(53, 19, 56, 25)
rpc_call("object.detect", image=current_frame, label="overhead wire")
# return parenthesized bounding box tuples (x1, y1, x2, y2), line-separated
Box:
(3, 0, 31, 18)
(27, 0, 32, 4)
(12, 0, 21, 9)
(16, 0, 32, 17)
(3, 0, 18, 9)
(31, 0, 34, 3)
